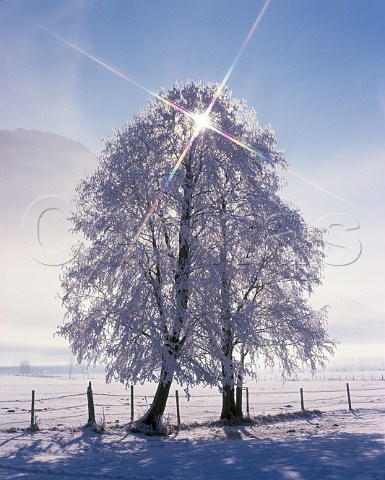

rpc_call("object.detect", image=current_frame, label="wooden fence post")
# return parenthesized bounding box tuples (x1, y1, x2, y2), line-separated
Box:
(87, 381, 95, 424)
(346, 383, 352, 411)
(246, 387, 250, 417)
(130, 385, 134, 421)
(175, 390, 181, 426)
(300, 388, 305, 412)
(30, 390, 35, 428)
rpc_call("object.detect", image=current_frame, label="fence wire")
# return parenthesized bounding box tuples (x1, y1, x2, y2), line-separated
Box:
(0, 381, 384, 431)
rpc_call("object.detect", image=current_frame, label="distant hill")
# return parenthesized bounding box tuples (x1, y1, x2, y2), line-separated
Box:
(0, 129, 98, 367)
(0, 128, 97, 221)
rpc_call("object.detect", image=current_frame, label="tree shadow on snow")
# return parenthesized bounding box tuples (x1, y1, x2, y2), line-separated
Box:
(0, 427, 384, 479)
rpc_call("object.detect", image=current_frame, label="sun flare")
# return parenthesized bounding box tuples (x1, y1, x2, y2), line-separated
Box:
(194, 112, 211, 132)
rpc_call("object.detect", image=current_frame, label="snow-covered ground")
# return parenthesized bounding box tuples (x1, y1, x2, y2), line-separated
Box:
(0, 372, 384, 479)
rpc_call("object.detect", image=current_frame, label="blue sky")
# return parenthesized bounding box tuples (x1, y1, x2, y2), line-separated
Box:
(2, 0, 384, 156)
(0, 0, 384, 367)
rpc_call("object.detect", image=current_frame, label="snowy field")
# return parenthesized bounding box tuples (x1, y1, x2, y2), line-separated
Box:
(0, 372, 384, 479)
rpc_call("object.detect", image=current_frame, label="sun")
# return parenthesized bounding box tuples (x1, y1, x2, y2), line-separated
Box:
(194, 112, 211, 132)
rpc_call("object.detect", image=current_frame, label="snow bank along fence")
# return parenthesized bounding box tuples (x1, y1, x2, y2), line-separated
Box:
(1, 379, 384, 430)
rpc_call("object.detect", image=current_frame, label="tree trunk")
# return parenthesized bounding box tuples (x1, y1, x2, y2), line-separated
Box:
(218, 198, 237, 421)
(234, 348, 246, 417)
(234, 384, 243, 417)
(138, 154, 194, 432)
(138, 369, 173, 431)
(220, 383, 234, 419)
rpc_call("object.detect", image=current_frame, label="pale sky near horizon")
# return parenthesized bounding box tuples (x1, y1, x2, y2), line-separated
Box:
(0, 0, 384, 369)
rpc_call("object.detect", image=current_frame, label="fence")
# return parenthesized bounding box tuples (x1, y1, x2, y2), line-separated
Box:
(1, 379, 384, 431)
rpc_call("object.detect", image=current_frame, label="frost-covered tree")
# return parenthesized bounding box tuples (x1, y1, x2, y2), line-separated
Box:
(59, 82, 260, 428)
(58, 81, 334, 428)
(204, 158, 335, 419)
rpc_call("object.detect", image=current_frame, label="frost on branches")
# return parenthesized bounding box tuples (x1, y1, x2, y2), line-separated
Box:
(58, 81, 335, 427)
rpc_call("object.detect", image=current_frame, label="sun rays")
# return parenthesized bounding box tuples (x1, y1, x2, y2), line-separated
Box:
(40, 0, 272, 242)
(39, 0, 359, 242)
